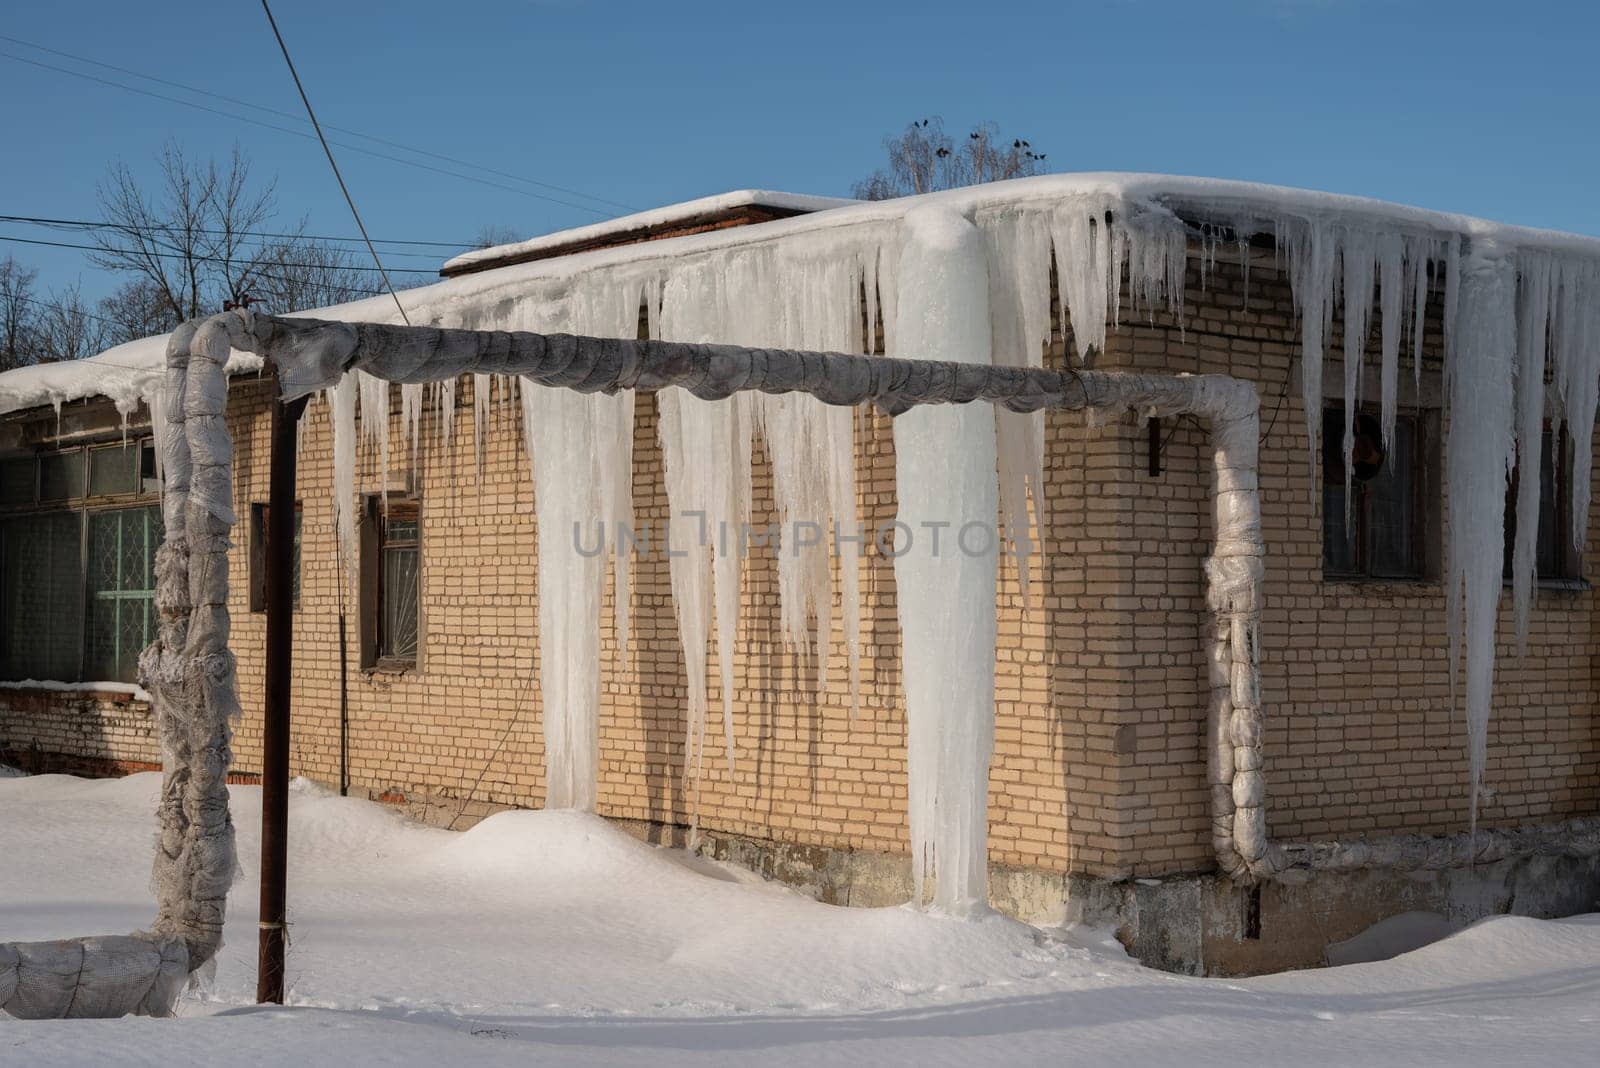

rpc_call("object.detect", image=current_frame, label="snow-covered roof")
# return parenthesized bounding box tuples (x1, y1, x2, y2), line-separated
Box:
(6, 172, 1600, 420)
(439, 189, 857, 275)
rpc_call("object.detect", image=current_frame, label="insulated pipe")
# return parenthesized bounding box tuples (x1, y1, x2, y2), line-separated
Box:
(0, 320, 236, 1019)
(1, 310, 1278, 1020)
(219, 312, 1278, 880)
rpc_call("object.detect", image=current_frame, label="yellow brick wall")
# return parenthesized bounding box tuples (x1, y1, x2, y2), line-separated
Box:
(9, 236, 1597, 883)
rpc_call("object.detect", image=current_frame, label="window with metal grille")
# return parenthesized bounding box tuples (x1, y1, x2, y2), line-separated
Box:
(0, 440, 162, 684)
(359, 495, 420, 671)
(84, 506, 162, 683)
(0, 510, 84, 681)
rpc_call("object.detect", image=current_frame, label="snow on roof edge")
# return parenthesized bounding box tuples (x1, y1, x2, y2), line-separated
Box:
(7, 172, 1600, 420)
(440, 189, 859, 272)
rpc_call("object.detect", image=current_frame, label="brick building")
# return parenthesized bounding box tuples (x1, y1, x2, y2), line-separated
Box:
(2, 179, 1597, 974)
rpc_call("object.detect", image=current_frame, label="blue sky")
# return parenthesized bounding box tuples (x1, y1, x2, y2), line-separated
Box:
(3, 0, 1596, 304)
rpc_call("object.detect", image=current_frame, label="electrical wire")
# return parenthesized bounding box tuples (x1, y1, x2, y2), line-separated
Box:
(260, 0, 411, 324)
(3, 214, 467, 260)
(0, 32, 638, 215)
(0, 213, 476, 254)
(0, 50, 620, 219)
(0, 233, 436, 275)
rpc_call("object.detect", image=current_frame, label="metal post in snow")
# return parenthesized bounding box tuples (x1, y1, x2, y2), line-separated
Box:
(257, 379, 307, 1005)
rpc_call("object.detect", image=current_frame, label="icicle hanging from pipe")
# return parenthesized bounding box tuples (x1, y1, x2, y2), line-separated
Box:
(327, 373, 358, 591)
(982, 210, 1052, 579)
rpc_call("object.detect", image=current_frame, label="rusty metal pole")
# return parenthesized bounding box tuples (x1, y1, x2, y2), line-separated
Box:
(258, 383, 307, 1004)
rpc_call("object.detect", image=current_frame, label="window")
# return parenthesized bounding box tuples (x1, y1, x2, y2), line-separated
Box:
(1322, 407, 1435, 581)
(84, 507, 162, 681)
(249, 502, 303, 612)
(1503, 427, 1580, 582)
(1, 511, 84, 680)
(360, 496, 420, 670)
(0, 440, 162, 684)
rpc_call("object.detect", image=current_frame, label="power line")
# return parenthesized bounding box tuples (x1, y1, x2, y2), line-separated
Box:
(0, 232, 438, 275)
(0, 213, 476, 253)
(0, 32, 638, 215)
(0, 49, 621, 218)
(0, 234, 394, 308)
(1, 215, 458, 263)
(259, 0, 410, 326)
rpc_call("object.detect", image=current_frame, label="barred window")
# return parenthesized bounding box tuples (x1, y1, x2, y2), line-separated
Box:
(0, 510, 84, 681)
(84, 506, 162, 682)
(359, 495, 421, 671)
(0, 440, 161, 685)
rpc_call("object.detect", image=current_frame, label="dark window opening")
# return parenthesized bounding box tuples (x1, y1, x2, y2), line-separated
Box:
(249, 502, 303, 612)
(1503, 427, 1580, 582)
(1323, 407, 1433, 581)
(359, 495, 420, 671)
(1, 440, 162, 685)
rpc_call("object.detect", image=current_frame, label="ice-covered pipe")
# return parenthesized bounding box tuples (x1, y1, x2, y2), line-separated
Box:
(1, 319, 239, 1019)
(1, 309, 1279, 1021)
(220, 311, 1276, 882)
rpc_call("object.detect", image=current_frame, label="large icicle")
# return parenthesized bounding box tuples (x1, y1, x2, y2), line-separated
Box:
(327, 373, 358, 590)
(356, 370, 391, 500)
(520, 382, 605, 811)
(480, 279, 643, 813)
(1511, 252, 1553, 647)
(1444, 242, 1517, 833)
(981, 210, 1052, 578)
(657, 257, 753, 786)
(892, 205, 999, 914)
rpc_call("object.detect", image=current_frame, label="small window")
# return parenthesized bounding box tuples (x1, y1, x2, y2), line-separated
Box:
(1503, 427, 1580, 582)
(38, 449, 85, 502)
(84, 506, 162, 682)
(88, 442, 140, 496)
(0, 510, 84, 681)
(0, 456, 35, 506)
(1323, 407, 1433, 581)
(249, 502, 303, 613)
(360, 496, 420, 670)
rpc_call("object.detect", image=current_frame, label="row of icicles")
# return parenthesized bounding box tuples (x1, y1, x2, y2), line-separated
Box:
(273, 199, 1600, 897)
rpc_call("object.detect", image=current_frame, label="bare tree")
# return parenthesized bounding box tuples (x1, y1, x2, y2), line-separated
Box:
(253, 238, 383, 312)
(97, 278, 183, 346)
(854, 118, 1049, 201)
(93, 140, 381, 324)
(0, 256, 41, 371)
(472, 224, 524, 250)
(34, 282, 108, 363)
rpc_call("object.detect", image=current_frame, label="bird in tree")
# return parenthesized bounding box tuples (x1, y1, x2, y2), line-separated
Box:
(853, 117, 1048, 201)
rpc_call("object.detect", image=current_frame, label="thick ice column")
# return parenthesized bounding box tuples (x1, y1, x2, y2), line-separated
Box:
(1445, 243, 1518, 832)
(522, 386, 605, 811)
(892, 206, 999, 914)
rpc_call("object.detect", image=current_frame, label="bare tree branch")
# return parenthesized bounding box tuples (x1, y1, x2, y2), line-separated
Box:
(853, 118, 1048, 201)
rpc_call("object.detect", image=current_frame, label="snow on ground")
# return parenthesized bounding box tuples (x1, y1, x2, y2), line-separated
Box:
(2, 772, 1596, 1066)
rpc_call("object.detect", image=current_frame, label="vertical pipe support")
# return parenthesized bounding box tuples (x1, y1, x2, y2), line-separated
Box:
(257, 382, 306, 1005)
